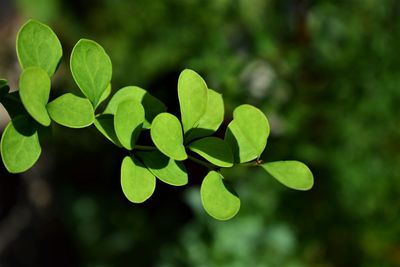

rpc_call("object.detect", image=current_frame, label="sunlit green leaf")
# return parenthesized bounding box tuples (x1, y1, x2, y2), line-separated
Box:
(104, 86, 166, 128)
(225, 104, 270, 163)
(261, 161, 314, 190)
(0, 115, 41, 173)
(120, 156, 156, 203)
(150, 113, 187, 161)
(185, 89, 224, 142)
(46, 93, 94, 128)
(70, 39, 112, 107)
(188, 137, 233, 167)
(94, 114, 122, 147)
(114, 100, 144, 150)
(19, 67, 51, 126)
(200, 171, 240, 220)
(178, 69, 208, 133)
(137, 150, 188, 186)
(16, 19, 62, 77)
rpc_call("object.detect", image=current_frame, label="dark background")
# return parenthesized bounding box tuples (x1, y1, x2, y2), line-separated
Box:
(1, 0, 400, 266)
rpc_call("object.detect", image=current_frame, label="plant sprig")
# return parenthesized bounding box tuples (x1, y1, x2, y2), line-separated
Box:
(0, 19, 314, 220)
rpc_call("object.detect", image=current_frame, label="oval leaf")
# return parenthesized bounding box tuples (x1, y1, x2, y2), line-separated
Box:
(94, 114, 122, 147)
(137, 150, 188, 186)
(185, 88, 224, 142)
(261, 161, 314, 190)
(0, 115, 41, 173)
(178, 69, 208, 133)
(188, 137, 233, 167)
(200, 171, 240, 220)
(16, 19, 62, 77)
(150, 113, 187, 161)
(19, 67, 51, 126)
(120, 156, 156, 203)
(46, 93, 94, 128)
(114, 100, 144, 150)
(225, 104, 270, 163)
(104, 86, 166, 128)
(70, 39, 112, 107)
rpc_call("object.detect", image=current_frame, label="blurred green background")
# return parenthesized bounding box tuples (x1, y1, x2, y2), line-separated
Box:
(1, 0, 400, 266)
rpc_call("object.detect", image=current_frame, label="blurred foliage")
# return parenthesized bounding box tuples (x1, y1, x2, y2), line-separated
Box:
(1, 0, 400, 266)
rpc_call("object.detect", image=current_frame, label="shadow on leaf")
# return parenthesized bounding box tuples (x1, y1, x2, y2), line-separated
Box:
(11, 115, 37, 136)
(184, 127, 215, 144)
(1, 92, 27, 119)
(137, 150, 172, 170)
(224, 127, 240, 163)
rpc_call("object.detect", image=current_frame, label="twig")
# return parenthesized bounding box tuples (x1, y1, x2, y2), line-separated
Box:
(188, 155, 218, 170)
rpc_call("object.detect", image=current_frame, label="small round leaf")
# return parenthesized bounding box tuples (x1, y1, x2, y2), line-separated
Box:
(150, 113, 187, 161)
(261, 161, 314, 190)
(114, 100, 144, 150)
(1, 115, 41, 173)
(185, 89, 224, 142)
(200, 171, 240, 220)
(225, 104, 270, 163)
(121, 156, 156, 203)
(137, 150, 188, 186)
(46, 93, 94, 128)
(188, 137, 233, 167)
(19, 67, 51, 126)
(104, 86, 166, 128)
(16, 19, 62, 77)
(70, 39, 112, 107)
(178, 69, 208, 133)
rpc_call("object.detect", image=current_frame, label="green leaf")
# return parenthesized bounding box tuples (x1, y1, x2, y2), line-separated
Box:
(120, 156, 156, 203)
(178, 69, 208, 133)
(104, 86, 166, 128)
(114, 100, 144, 150)
(185, 89, 224, 142)
(19, 67, 51, 126)
(225, 104, 270, 163)
(70, 39, 112, 107)
(150, 113, 187, 161)
(188, 137, 233, 168)
(16, 19, 62, 77)
(261, 161, 314, 190)
(137, 150, 188, 186)
(200, 171, 240, 220)
(46, 93, 94, 128)
(0, 115, 41, 173)
(94, 114, 122, 147)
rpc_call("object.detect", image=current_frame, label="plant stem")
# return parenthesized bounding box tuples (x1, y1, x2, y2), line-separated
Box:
(239, 159, 263, 167)
(188, 155, 218, 170)
(134, 145, 157, 151)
